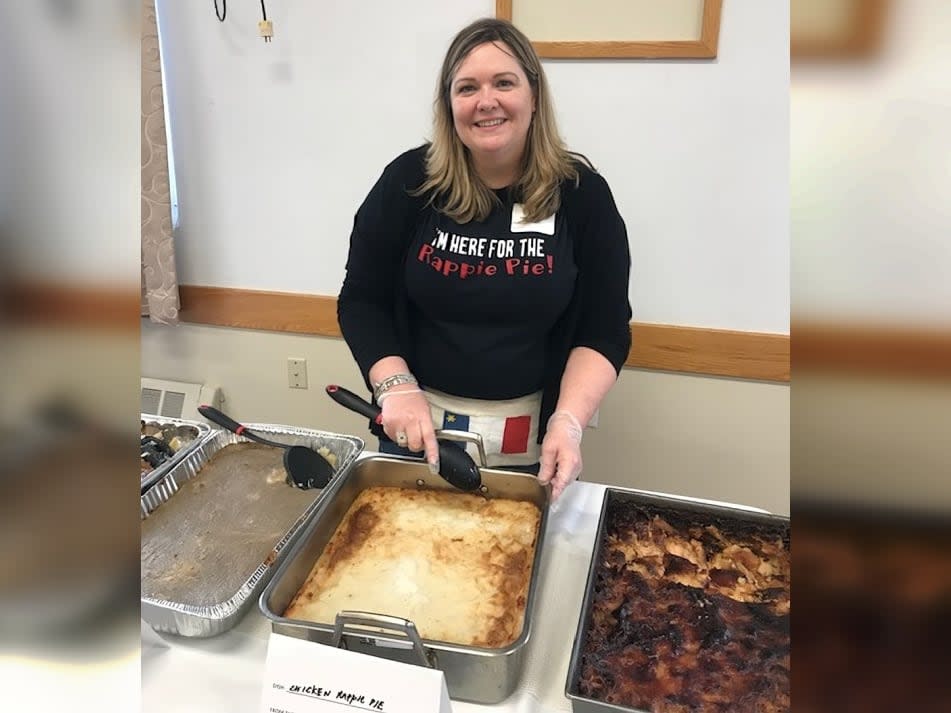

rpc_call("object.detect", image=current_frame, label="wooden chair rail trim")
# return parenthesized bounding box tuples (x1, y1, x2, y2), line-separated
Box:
(17, 286, 950, 381)
(177, 285, 790, 382)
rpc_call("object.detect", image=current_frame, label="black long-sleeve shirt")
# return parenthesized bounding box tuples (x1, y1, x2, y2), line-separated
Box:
(338, 145, 632, 441)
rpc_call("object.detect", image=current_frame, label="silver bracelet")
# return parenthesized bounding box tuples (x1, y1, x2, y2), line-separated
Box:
(372, 372, 418, 402)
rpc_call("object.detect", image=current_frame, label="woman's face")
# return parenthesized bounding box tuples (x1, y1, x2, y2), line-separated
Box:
(450, 41, 535, 175)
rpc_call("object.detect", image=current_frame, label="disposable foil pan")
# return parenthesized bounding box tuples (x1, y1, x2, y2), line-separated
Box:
(140, 414, 214, 493)
(141, 424, 364, 638)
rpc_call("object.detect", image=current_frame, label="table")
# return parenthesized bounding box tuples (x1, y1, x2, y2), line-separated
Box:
(141, 477, 766, 712)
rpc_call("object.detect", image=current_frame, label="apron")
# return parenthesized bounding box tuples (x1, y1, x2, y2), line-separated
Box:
(424, 388, 543, 468)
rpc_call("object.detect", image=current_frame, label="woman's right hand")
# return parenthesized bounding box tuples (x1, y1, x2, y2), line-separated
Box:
(379, 386, 440, 472)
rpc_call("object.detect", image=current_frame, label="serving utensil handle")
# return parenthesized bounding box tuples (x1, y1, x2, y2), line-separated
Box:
(325, 385, 381, 421)
(197, 404, 285, 449)
(198, 404, 245, 432)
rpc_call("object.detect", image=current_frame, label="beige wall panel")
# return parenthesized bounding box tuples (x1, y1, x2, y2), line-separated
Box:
(583, 369, 789, 515)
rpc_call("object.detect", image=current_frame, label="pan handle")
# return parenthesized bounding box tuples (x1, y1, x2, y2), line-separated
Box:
(330, 611, 435, 668)
(434, 429, 488, 467)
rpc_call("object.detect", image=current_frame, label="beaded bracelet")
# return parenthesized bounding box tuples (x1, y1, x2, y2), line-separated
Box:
(372, 372, 418, 402)
(376, 388, 423, 405)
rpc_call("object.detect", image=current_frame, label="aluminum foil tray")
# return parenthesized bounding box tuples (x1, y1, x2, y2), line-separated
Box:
(140, 414, 215, 493)
(141, 424, 364, 638)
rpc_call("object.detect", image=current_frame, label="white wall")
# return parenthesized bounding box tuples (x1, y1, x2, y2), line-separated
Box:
(157, 0, 789, 334)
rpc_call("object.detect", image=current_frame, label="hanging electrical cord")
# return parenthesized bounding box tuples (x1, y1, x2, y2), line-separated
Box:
(258, 0, 273, 42)
(211, 0, 272, 42)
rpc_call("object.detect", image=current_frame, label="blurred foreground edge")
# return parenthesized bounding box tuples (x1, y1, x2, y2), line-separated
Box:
(791, 0, 891, 61)
(1, 280, 142, 330)
(793, 320, 951, 380)
(0, 280, 140, 644)
(793, 318, 951, 710)
(793, 501, 951, 712)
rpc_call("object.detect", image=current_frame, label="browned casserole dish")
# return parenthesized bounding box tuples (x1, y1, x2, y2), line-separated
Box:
(570, 491, 790, 713)
(283, 485, 541, 647)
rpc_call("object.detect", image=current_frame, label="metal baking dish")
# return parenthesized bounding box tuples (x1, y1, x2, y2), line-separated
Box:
(141, 424, 364, 638)
(565, 488, 790, 713)
(140, 414, 214, 493)
(259, 454, 550, 704)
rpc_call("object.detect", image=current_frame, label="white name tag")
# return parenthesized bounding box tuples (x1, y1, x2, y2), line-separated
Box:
(510, 203, 555, 234)
(259, 633, 452, 713)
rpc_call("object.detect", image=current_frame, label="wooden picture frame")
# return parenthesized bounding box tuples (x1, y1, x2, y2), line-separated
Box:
(791, 0, 889, 59)
(496, 0, 722, 59)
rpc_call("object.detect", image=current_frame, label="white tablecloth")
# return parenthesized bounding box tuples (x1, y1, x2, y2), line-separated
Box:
(141, 477, 766, 712)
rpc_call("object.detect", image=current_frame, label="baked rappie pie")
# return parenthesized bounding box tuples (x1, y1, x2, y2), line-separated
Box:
(577, 501, 790, 713)
(283, 486, 541, 647)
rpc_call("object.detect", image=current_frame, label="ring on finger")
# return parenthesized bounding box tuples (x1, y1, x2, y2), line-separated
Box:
(395, 431, 408, 446)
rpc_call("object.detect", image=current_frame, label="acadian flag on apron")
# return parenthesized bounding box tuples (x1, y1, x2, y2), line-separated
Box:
(427, 388, 542, 467)
(441, 410, 470, 432)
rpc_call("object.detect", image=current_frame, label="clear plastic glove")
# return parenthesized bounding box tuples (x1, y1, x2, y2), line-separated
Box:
(537, 410, 583, 501)
(378, 387, 440, 472)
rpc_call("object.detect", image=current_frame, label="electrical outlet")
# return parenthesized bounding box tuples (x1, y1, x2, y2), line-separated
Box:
(287, 358, 308, 389)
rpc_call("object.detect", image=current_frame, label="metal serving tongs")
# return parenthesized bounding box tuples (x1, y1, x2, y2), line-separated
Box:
(325, 385, 483, 492)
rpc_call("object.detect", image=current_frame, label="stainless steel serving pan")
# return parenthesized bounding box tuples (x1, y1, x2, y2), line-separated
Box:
(141, 424, 364, 638)
(565, 487, 790, 713)
(259, 454, 551, 704)
(140, 413, 214, 493)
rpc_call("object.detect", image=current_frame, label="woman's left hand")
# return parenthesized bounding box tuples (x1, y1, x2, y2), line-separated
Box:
(537, 411, 584, 501)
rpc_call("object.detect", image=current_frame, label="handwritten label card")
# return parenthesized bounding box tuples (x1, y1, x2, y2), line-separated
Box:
(259, 633, 452, 713)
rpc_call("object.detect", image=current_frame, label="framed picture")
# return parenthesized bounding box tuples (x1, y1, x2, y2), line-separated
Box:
(496, 0, 722, 59)
(791, 0, 890, 59)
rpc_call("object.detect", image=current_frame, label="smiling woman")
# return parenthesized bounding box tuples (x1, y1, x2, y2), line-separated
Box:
(449, 43, 536, 188)
(336, 17, 633, 502)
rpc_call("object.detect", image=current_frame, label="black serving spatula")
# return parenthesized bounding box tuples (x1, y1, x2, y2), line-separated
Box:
(198, 405, 334, 489)
(325, 384, 482, 492)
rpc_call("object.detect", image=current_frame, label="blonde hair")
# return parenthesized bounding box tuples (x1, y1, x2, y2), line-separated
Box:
(414, 18, 578, 224)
